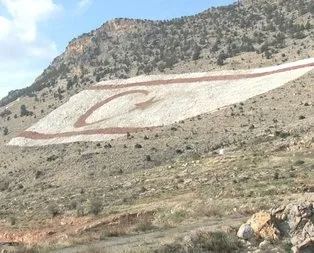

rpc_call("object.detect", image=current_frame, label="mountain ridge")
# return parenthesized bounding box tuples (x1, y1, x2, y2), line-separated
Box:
(0, 1, 313, 252)
(1, 0, 313, 108)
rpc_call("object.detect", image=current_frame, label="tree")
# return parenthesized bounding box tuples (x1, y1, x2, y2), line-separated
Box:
(0, 109, 12, 118)
(20, 105, 33, 117)
(66, 79, 74, 90)
(96, 75, 101, 82)
(192, 46, 201, 61)
(265, 50, 272, 59)
(3, 127, 8, 136)
(217, 52, 227, 66)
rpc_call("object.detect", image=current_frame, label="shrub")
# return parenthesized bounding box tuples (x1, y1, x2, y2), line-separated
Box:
(47, 203, 59, 218)
(89, 198, 102, 215)
(188, 231, 242, 253)
(275, 131, 290, 139)
(294, 160, 305, 166)
(135, 143, 143, 149)
(155, 231, 241, 253)
(0, 109, 12, 118)
(299, 115, 306, 120)
(10, 216, 16, 226)
(265, 50, 272, 59)
(146, 155, 152, 161)
(100, 227, 127, 238)
(20, 105, 33, 117)
(135, 220, 156, 232)
(192, 46, 201, 61)
(34, 170, 42, 179)
(81, 247, 107, 253)
(0, 180, 9, 191)
(3, 126, 8, 136)
(217, 52, 227, 65)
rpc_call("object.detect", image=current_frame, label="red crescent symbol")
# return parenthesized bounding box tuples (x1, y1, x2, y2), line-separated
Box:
(74, 89, 150, 128)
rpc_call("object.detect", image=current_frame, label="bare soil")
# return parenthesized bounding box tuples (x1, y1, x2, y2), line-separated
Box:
(0, 55, 313, 252)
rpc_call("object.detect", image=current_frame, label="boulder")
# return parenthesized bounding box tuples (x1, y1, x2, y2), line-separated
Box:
(239, 202, 314, 253)
(248, 211, 280, 240)
(259, 240, 271, 249)
(237, 224, 254, 240)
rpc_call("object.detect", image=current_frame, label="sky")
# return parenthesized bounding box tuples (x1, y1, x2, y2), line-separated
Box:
(0, 0, 235, 100)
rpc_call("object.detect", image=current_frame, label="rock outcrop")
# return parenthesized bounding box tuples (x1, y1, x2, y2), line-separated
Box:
(238, 202, 314, 253)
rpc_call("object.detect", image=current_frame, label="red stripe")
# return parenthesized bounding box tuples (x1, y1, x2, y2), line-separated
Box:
(88, 62, 314, 90)
(20, 127, 155, 140)
(18, 62, 314, 141)
(74, 90, 149, 128)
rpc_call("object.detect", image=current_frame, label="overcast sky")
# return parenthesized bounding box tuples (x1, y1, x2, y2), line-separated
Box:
(0, 0, 235, 99)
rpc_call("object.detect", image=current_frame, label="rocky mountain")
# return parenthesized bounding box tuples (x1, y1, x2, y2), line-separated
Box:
(0, 0, 313, 107)
(0, 1, 314, 252)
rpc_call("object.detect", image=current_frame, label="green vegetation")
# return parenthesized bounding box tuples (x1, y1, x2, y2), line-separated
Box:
(89, 198, 103, 215)
(3, 126, 8, 136)
(0, 0, 313, 107)
(20, 104, 33, 117)
(156, 231, 242, 253)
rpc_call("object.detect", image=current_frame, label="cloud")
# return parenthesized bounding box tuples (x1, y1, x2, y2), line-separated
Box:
(0, 64, 43, 99)
(0, 0, 62, 99)
(0, 0, 62, 42)
(0, 16, 11, 38)
(77, 0, 92, 13)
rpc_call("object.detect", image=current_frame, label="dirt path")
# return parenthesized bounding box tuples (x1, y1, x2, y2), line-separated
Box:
(50, 216, 247, 253)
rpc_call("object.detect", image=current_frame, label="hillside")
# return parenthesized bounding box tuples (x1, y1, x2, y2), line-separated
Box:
(0, 0, 313, 109)
(0, 0, 313, 252)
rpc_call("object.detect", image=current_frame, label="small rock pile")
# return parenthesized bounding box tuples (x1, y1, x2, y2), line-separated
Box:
(237, 202, 314, 253)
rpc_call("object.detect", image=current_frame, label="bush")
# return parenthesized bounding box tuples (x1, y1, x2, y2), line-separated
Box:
(188, 231, 242, 253)
(155, 231, 242, 253)
(0, 180, 9, 191)
(100, 227, 127, 238)
(10, 216, 16, 226)
(275, 131, 290, 139)
(81, 246, 108, 253)
(294, 160, 305, 166)
(20, 105, 33, 117)
(0, 109, 12, 118)
(135, 143, 143, 149)
(89, 198, 102, 215)
(3, 127, 8, 136)
(135, 220, 156, 232)
(217, 52, 227, 66)
(299, 115, 306, 120)
(47, 203, 59, 218)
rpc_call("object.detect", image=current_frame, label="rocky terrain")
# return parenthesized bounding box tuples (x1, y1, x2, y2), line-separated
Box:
(8, 58, 314, 146)
(0, 0, 313, 252)
(0, 0, 314, 108)
(237, 202, 314, 252)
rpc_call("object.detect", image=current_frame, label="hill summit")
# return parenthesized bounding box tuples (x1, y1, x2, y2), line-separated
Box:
(0, 0, 313, 109)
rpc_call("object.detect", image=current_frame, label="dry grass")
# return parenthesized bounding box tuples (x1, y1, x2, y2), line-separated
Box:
(194, 202, 226, 218)
(100, 226, 128, 238)
(0, 61, 313, 252)
(135, 220, 156, 232)
(154, 230, 242, 253)
(81, 247, 108, 253)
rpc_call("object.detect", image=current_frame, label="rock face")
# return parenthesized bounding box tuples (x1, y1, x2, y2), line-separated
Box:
(273, 203, 314, 253)
(248, 212, 280, 240)
(1, 0, 313, 108)
(238, 202, 314, 253)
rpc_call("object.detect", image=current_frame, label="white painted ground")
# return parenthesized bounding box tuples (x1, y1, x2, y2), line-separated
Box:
(9, 58, 314, 146)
